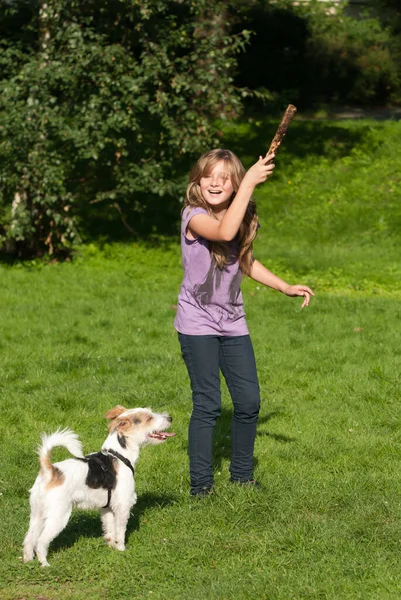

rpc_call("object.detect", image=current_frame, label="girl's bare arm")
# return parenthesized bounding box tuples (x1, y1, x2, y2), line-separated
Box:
(188, 153, 275, 242)
(249, 259, 315, 308)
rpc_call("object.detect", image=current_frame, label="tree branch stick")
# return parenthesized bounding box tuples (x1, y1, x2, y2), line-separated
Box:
(267, 104, 297, 162)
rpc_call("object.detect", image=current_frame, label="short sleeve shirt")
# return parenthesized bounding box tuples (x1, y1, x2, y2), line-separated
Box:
(174, 206, 249, 336)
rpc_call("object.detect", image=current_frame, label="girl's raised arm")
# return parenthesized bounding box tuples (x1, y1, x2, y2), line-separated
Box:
(188, 152, 275, 242)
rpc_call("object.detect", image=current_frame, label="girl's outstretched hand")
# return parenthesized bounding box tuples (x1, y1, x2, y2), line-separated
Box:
(242, 152, 275, 188)
(284, 284, 315, 308)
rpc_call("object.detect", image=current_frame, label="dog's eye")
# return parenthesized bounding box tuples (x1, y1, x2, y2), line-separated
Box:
(133, 418, 142, 425)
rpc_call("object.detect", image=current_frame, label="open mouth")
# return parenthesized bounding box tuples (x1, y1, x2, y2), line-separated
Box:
(208, 190, 222, 195)
(147, 431, 176, 442)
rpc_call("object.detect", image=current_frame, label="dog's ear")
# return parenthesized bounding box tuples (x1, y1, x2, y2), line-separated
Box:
(115, 419, 131, 433)
(105, 405, 127, 421)
(108, 417, 131, 434)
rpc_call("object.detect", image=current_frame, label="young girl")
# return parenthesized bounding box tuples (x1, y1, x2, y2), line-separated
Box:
(174, 149, 314, 496)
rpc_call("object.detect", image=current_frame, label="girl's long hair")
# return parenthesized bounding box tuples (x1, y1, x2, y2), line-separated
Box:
(184, 148, 258, 276)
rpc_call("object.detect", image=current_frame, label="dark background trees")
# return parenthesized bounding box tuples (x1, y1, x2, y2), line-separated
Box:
(233, 0, 401, 108)
(0, 0, 249, 256)
(1, 0, 400, 258)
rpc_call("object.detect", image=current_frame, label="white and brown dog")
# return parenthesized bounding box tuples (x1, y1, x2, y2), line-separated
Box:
(23, 405, 175, 567)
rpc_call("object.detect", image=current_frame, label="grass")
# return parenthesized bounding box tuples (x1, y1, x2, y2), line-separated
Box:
(0, 116, 400, 599)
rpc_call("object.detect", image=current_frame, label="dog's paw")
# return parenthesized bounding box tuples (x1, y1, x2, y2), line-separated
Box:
(23, 555, 33, 563)
(40, 560, 50, 567)
(23, 548, 35, 563)
(106, 538, 125, 551)
(114, 541, 126, 551)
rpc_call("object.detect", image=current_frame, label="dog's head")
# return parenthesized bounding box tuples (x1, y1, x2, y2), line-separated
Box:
(105, 405, 175, 447)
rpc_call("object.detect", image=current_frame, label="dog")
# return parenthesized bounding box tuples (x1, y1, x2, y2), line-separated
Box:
(23, 405, 175, 566)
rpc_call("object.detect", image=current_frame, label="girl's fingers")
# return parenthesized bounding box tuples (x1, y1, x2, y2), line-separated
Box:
(248, 155, 276, 183)
(296, 285, 315, 297)
(256, 152, 274, 165)
(287, 285, 315, 305)
(262, 151, 275, 164)
(301, 292, 310, 308)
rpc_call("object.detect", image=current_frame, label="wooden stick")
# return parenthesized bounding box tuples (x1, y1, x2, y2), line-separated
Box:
(267, 104, 297, 161)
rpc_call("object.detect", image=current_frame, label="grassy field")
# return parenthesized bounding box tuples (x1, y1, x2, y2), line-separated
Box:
(0, 116, 400, 599)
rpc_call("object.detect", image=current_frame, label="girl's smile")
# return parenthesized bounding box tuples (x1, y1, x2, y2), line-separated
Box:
(200, 161, 234, 212)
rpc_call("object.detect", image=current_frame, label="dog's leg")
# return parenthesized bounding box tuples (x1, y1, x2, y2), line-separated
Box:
(100, 508, 116, 548)
(112, 505, 131, 551)
(23, 515, 43, 562)
(23, 518, 43, 563)
(23, 489, 44, 562)
(35, 503, 72, 567)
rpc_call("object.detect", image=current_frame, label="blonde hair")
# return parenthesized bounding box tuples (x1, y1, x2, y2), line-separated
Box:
(184, 149, 258, 276)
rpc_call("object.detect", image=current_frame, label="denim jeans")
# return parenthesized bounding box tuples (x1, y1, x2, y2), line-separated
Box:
(178, 333, 261, 493)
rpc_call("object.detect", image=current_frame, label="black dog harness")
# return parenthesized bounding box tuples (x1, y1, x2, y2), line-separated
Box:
(76, 449, 135, 509)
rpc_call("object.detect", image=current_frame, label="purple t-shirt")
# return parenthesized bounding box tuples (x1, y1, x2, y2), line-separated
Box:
(174, 206, 249, 336)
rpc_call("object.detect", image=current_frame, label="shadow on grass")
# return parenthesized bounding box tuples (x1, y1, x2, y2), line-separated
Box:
(126, 492, 176, 535)
(76, 192, 182, 246)
(76, 118, 377, 244)
(211, 407, 296, 473)
(259, 432, 297, 443)
(222, 117, 377, 168)
(0, 117, 382, 260)
(51, 492, 175, 554)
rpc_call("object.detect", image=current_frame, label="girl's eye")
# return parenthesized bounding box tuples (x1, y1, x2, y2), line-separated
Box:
(204, 174, 229, 181)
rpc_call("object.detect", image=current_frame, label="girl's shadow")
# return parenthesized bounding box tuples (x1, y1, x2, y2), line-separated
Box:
(212, 408, 296, 472)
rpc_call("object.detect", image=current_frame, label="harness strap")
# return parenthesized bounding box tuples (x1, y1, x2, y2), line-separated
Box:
(75, 450, 134, 509)
(104, 449, 135, 477)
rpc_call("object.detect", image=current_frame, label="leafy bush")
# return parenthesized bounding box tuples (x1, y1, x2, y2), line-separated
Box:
(304, 4, 401, 106)
(0, 0, 249, 257)
(233, 0, 401, 108)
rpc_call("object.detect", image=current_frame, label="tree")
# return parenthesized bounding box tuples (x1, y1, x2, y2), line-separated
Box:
(373, 0, 401, 32)
(231, 0, 401, 109)
(0, 0, 250, 256)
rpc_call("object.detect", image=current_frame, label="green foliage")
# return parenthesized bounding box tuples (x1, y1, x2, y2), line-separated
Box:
(373, 0, 401, 34)
(305, 4, 401, 105)
(233, 0, 401, 108)
(222, 116, 401, 295)
(0, 0, 249, 257)
(2, 0, 401, 259)
(1, 117, 401, 597)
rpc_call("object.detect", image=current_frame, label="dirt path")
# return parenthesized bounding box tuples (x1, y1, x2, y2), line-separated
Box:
(312, 106, 401, 121)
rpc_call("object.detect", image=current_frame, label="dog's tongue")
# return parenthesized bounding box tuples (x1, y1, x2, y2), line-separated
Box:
(149, 432, 176, 439)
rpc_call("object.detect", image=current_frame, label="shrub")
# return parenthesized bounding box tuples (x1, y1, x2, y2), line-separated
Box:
(0, 0, 249, 257)
(233, 0, 401, 108)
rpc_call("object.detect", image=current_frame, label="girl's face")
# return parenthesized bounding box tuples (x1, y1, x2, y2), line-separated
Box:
(199, 160, 234, 212)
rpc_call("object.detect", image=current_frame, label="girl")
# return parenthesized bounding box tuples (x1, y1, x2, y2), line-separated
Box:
(174, 149, 314, 497)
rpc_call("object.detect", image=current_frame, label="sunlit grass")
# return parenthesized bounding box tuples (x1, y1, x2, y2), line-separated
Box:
(0, 117, 400, 599)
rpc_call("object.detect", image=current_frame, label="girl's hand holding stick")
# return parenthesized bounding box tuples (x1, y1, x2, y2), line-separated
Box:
(246, 104, 314, 308)
(242, 104, 297, 189)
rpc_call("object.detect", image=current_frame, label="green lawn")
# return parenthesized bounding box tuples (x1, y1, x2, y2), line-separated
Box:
(0, 117, 400, 599)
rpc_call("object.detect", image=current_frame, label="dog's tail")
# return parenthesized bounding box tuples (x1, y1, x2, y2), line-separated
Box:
(38, 428, 84, 473)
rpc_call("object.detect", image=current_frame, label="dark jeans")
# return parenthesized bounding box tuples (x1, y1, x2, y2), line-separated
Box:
(178, 333, 261, 493)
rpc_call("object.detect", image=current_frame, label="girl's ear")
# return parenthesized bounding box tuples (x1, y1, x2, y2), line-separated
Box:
(105, 405, 127, 421)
